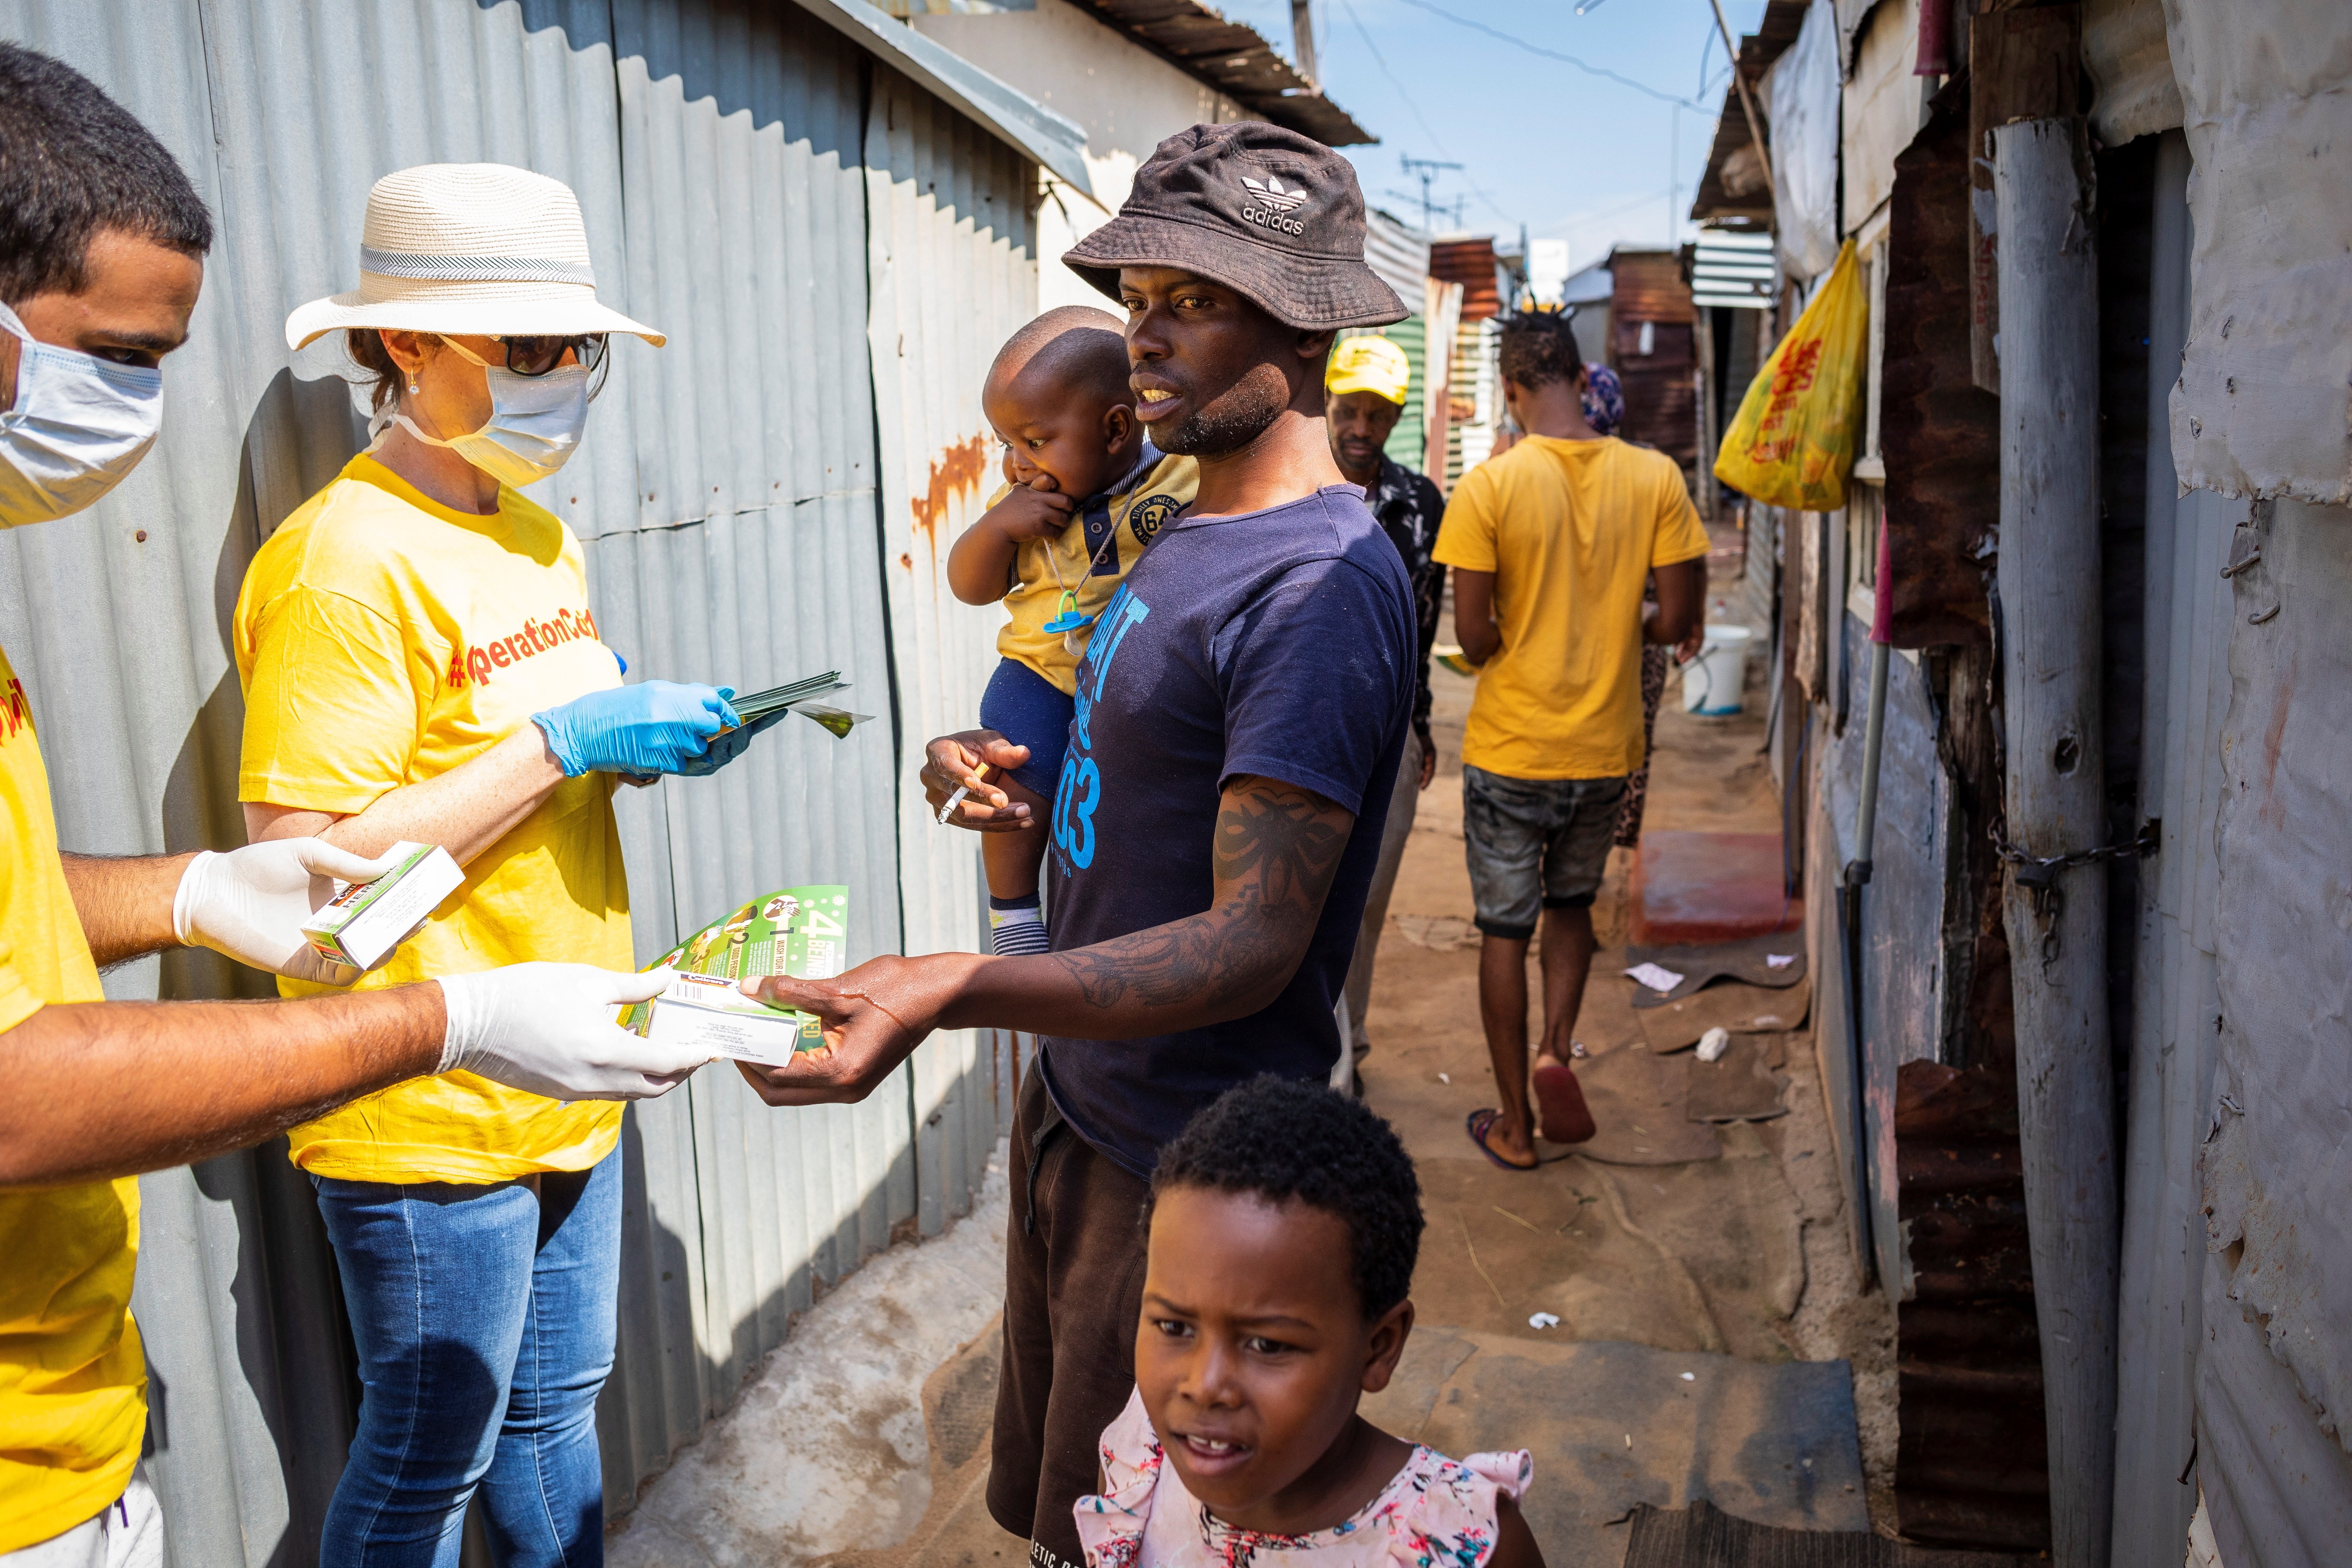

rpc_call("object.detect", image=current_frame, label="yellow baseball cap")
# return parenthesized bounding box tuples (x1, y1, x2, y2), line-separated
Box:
(1326, 334, 1411, 406)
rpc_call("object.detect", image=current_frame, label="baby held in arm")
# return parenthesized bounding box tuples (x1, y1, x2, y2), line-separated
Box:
(1074, 1077, 1544, 1568)
(943, 305, 1196, 958)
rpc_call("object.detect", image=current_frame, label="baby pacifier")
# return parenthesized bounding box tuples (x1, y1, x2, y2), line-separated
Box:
(1042, 589, 1095, 656)
(1041, 590, 1093, 636)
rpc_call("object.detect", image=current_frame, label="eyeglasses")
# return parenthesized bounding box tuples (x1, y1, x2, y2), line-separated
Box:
(488, 334, 608, 377)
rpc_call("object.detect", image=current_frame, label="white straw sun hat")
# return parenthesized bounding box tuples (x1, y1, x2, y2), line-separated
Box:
(285, 163, 664, 350)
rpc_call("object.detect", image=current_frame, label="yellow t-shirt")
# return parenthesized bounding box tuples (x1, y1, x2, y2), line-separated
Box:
(234, 454, 631, 1184)
(996, 452, 1197, 696)
(1433, 436, 1711, 780)
(0, 646, 145, 1553)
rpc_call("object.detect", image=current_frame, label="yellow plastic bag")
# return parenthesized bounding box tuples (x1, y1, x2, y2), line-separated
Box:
(1713, 239, 1868, 511)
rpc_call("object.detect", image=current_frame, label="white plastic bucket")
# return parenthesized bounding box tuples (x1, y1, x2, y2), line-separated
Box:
(1681, 623, 1752, 715)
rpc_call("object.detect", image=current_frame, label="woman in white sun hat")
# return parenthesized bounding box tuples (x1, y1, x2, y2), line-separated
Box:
(236, 163, 767, 1567)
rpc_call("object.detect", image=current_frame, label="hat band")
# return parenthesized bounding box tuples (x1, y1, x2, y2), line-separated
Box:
(359, 245, 595, 287)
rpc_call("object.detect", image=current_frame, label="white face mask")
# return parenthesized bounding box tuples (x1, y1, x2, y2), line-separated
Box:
(392, 338, 589, 488)
(0, 301, 164, 526)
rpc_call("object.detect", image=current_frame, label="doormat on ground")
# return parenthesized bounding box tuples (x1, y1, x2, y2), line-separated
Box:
(1685, 1037, 1788, 1122)
(1640, 980, 1812, 1052)
(1623, 1498, 2037, 1567)
(1629, 934, 1809, 1006)
(1363, 1331, 1867, 1568)
(1570, 1045, 1721, 1163)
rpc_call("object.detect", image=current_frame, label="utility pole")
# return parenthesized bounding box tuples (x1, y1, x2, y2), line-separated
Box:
(1399, 155, 1464, 233)
(1994, 114, 2117, 1568)
(1290, 0, 1319, 87)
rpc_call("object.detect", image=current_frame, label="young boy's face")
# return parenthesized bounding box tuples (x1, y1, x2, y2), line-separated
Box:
(982, 365, 1135, 501)
(1136, 1186, 1413, 1532)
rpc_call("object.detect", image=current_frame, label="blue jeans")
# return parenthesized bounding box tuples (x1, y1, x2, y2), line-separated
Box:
(313, 1154, 620, 1568)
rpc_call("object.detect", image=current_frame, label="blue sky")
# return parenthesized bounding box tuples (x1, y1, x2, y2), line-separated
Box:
(1209, 0, 1770, 271)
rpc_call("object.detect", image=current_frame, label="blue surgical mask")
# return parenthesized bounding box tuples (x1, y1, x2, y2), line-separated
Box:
(391, 339, 589, 489)
(0, 301, 163, 526)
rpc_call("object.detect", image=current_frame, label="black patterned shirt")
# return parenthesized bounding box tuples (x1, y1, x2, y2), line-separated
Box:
(1365, 455, 1447, 748)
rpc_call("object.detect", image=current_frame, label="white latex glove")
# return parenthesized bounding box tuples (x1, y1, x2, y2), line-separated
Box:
(174, 838, 409, 985)
(436, 964, 714, 1101)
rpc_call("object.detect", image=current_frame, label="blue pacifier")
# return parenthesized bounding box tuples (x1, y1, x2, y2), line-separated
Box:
(1041, 589, 1094, 637)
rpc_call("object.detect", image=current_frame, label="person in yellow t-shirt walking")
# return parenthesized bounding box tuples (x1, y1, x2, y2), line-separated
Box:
(0, 51, 718, 1568)
(234, 165, 773, 1568)
(1432, 312, 1708, 1171)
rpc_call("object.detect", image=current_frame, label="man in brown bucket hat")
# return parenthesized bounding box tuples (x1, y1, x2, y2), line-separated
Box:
(734, 123, 1421, 1567)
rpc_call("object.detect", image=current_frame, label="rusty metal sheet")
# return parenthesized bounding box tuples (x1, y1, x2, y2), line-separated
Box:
(1893, 1059, 2053, 1554)
(1430, 238, 1501, 322)
(1609, 249, 1698, 327)
(1882, 75, 1996, 648)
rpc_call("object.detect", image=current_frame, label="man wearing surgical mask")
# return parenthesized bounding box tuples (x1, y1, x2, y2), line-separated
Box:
(0, 45, 724, 1566)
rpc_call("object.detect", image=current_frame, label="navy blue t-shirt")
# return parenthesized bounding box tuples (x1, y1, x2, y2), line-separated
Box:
(1035, 484, 1416, 1175)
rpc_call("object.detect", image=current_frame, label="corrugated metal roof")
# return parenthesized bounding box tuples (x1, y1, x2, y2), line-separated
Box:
(1689, 0, 1807, 224)
(0, 1, 1029, 1558)
(1060, 0, 1375, 146)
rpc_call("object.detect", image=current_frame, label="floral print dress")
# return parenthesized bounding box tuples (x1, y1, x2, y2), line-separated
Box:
(1074, 1390, 1533, 1568)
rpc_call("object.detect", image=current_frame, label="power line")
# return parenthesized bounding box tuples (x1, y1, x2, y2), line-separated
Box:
(1333, 0, 1519, 229)
(1389, 0, 1712, 111)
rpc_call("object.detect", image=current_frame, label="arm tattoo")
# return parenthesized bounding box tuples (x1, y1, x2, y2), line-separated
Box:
(1051, 782, 1352, 1013)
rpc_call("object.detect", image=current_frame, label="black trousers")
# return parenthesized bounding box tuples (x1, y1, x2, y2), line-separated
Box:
(987, 1068, 1151, 1568)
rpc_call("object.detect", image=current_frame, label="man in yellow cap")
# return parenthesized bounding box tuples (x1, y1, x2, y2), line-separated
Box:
(1324, 334, 1446, 1076)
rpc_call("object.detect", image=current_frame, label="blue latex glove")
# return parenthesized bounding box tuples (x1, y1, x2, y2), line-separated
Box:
(532, 681, 738, 777)
(671, 687, 791, 778)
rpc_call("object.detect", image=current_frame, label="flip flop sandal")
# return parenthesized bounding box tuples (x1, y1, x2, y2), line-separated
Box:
(1532, 1058, 1598, 1145)
(1466, 1109, 1540, 1172)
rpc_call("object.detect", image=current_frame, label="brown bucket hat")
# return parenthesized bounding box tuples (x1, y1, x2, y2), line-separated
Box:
(1064, 122, 1408, 331)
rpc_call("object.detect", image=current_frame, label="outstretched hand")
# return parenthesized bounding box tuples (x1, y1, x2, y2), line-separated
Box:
(921, 730, 1038, 833)
(733, 953, 986, 1105)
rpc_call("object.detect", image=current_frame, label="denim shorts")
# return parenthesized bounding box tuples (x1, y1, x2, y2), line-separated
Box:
(1461, 764, 1628, 939)
(978, 657, 1077, 800)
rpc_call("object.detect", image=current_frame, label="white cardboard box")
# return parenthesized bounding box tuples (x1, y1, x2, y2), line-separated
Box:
(299, 842, 463, 972)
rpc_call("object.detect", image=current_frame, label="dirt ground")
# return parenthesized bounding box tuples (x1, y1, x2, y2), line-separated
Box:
(1374, 644, 1899, 1537)
(614, 550, 1900, 1567)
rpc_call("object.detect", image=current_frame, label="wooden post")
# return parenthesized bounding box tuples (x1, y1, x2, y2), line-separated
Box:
(1969, 6, 2081, 393)
(1992, 115, 2115, 1568)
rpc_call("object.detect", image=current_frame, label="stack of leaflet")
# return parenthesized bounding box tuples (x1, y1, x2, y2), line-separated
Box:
(729, 670, 873, 738)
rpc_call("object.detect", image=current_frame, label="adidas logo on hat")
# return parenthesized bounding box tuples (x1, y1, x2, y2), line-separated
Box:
(1240, 173, 1307, 234)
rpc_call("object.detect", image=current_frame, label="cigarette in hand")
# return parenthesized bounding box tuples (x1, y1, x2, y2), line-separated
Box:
(938, 763, 991, 826)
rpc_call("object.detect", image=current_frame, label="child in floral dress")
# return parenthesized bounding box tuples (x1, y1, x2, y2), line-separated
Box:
(1075, 1078, 1542, 1568)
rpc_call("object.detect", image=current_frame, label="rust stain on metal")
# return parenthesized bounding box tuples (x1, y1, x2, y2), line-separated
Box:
(911, 433, 992, 554)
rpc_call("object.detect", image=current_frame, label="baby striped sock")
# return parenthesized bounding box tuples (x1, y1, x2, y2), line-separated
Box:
(988, 894, 1050, 957)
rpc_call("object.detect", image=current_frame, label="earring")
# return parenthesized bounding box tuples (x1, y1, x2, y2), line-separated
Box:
(406, 376, 419, 394)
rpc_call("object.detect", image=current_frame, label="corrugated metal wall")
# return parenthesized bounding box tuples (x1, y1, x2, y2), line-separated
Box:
(862, 62, 1036, 1239)
(0, 1, 1034, 1560)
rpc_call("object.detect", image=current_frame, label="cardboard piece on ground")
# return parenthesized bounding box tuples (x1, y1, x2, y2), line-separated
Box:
(1566, 1044, 1723, 1164)
(1628, 932, 1809, 1007)
(1640, 979, 1812, 1053)
(1685, 1036, 1788, 1122)
(1366, 1329, 1869, 1568)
